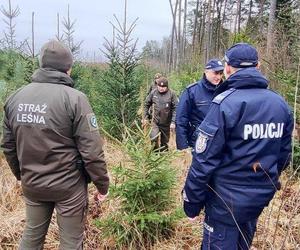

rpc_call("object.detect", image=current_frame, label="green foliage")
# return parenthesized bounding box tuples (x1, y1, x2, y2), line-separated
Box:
(272, 68, 299, 118)
(272, 67, 300, 175)
(142, 40, 162, 60)
(230, 30, 257, 46)
(72, 62, 105, 114)
(97, 18, 143, 138)
(273, 68, 296, 100)
(0, 50, 38, 135)
(96, 125, 183, 248)
(0, 50, 37, 91)
(292, 141, 300, 175)
(98, 53, 141, 137)
(169, 68, 201, 96)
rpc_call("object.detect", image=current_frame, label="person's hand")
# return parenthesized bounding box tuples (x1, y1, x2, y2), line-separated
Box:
(180, 147, 191, 158)
(15, 180, 22, 196)
(142, 119, 149, 127)
(170, 122, 175, 132)
(188, 217, 197, 222)
(182, 147, 191, 153)
(94, 192, 108, 203)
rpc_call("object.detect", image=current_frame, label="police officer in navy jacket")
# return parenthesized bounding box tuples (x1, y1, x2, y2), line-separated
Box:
(182, 43, 293, 249)
(176, 59, 224, 150)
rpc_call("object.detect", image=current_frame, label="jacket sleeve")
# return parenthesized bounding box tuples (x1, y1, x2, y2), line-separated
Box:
(277, 109, 293, 175)
(143, 92, 153, 120)
(171, 91, 178, 123)
(72, 93, 109, 195)
(183, 104, 225, 218)
(1, 105, 21, 180)
(175, 89, 191, 150)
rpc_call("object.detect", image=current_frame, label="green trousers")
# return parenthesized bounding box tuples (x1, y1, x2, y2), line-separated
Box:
(19, 186, 88, 250)
(150, 123, 170, 151)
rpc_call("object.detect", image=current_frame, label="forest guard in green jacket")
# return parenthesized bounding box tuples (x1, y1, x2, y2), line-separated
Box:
(143, 77, 178, 151)
(1, 40, 110, 250)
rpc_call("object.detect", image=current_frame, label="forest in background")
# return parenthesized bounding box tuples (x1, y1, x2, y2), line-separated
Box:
(0, 0, 299, 249)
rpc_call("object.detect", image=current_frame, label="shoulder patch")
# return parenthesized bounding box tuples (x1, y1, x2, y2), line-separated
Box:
(195, 132, 209, 153)
(86, 113, 99, 131)
(186, 82, 198, 89)
(212, 88, 236, 104)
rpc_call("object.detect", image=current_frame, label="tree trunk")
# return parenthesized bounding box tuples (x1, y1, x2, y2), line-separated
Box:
(221, 0, 228, 48)
(216, 0, 223, 56)
(31, 12, 35, 57)
(237, 0, 241, 33)
(267, 0, 277, 57)
(233, 0, 241, 36)
(176, 0, 182, 70)
(169, 0, 179, 72)
(209, 0, 216, 57)
(259, 0, 265, 34)
(192, 0, 200, 52)
(199, 5, 206, 58)
(56, 13, 61, 41)
(183, 0, 188, 59)
(248, 0, 253, 25)
(204, 0, 212, 63)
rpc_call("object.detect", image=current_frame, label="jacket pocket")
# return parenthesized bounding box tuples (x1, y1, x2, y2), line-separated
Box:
(159, 102, 172, 124)
(202, 217, 226, 249)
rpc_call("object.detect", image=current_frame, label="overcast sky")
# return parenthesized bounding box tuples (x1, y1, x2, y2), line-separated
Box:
(0, 0, 172, 61)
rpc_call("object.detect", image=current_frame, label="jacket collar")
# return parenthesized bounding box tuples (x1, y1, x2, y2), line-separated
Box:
(31, 68, 74, 87)
(214, 67, 268, 97)
(199, 74, 219, 92)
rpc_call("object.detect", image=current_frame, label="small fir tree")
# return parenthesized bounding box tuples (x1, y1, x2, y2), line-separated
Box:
(96, 125, 182, 248)
(99, 0, 141, 138)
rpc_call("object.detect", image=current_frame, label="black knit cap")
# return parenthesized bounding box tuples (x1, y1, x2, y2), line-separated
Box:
(39, 40, 73, 73)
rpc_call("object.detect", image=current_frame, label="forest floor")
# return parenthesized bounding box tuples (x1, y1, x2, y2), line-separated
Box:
(0, 134, 299, 249)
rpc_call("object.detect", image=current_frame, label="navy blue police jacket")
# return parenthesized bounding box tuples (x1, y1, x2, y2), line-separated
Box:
(183, 67, 293, 225)
(176, 76, 217, 150)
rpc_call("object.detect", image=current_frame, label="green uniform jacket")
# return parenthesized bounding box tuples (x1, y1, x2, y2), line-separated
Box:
(144, 88, 178, 126)
(1, 68, 109, 201)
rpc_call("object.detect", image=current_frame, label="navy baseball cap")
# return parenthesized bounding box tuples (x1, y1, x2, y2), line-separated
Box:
(205, 59, 224, 71)
(224, 43, 258, 68)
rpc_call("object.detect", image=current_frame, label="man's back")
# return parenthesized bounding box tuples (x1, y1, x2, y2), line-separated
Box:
(205, 87, 291, 221)
(4, 69, 108, 201)
(182, 42, 293, 250)
(190, 67, 293, 224)
(1, 39, 109, 250)
(215, 88, 291, 179)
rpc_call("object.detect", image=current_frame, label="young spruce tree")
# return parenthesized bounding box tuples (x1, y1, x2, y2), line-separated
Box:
(96, 124, 181, 249)
(99, 0, 141, 138)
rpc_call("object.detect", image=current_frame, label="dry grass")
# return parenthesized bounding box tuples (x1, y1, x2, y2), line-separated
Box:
(0, 136, 299, 249)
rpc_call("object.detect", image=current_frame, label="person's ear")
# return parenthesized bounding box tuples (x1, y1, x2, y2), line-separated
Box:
(224, 63, 234, 79)
(225, 63, 231, 75)
(256, 61, 261, 70)
(67, 68, 72, 76)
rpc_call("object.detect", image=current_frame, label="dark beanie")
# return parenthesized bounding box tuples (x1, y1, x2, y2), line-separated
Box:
(39, 40, 73, 73)
(157, 77, 168, 87)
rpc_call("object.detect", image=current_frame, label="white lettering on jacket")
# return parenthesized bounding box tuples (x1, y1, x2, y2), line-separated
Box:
(244, 123, 284, 140)
(16, 103, 47, 125)
(18, 103, 47, 113)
